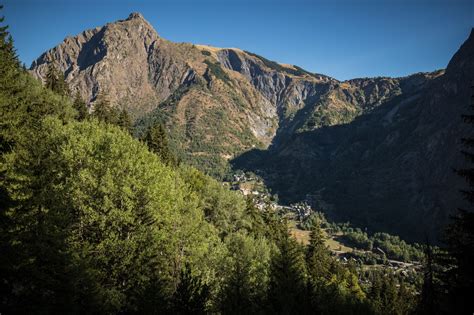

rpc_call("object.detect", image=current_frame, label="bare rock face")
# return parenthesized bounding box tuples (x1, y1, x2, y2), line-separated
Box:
(30, 12, 439, 150)
(30, 13, 282, 172)
(31, 13, 192, 114)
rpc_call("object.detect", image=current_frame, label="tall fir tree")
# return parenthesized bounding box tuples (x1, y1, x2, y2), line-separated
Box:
(144, 122, 176, 166)
(220, 233, 271, 315)
(419, 242, 438, 315)
(117, 108, 133, 134)
(306, 219, 332, 311)
(45, 62, 69, 96)
(0, 5, 20, 154)
(243, 197, 265, 237)
(169, 264, 209, 315)
(268, 229, 309, 314)
(306, 219, 331, 278)
(442, 84, 474, 314)
(72, 91, 88, 121)
(92, 92, 118, 124)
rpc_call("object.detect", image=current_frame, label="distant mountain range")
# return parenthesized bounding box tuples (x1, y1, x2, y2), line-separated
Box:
(30, 13, 474, 241)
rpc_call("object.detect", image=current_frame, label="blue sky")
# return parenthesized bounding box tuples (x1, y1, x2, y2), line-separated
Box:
(3, 0, 473, 80)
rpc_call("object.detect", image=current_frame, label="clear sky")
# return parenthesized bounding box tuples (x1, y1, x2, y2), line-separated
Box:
(3, 0, 473, 80)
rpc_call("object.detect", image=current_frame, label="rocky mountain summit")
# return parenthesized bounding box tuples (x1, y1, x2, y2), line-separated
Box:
(30, 13, 473, 241)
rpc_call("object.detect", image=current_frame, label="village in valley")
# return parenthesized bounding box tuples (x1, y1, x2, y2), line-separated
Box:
(226, 171, 423, 285)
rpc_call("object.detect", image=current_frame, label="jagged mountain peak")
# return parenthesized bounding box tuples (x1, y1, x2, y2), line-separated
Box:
(127, 12, 145, 21)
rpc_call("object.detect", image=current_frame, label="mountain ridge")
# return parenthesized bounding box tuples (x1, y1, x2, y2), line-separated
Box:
(29, 13, 473, 241)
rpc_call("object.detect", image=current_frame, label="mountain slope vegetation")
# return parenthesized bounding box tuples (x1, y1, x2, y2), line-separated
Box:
(28, 12, 473, 241)
(1, 11, 421, 313)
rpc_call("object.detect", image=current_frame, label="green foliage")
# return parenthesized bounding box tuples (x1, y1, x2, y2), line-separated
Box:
(0, 10, 422, 313)
(307, 220, 331, 283)
(341, 230, 373, 251)
(0, 56, 73, 155)
(2, 119, 170, 311)
(178, 165, 246, 237)
(144, 122, 176, 166)
(332, 222, 424, 262)
(268, 230, 309, 314)
(169, 264, 210, 314)
(220, 232, 271, 314)
(305, 221, 370, 314)
(117, 108, 132, 133)
(45, 62, 69, 96)
(300, 211, 329, 230)
(91, 92, 118, 124)
(200, 50, 211, 56)
(72, 91, 89, 121)
(203, 60, 232, 85)
(1, 117, 226, 312)
(372, 232, 423, 262)
(367, 270, 416, 315)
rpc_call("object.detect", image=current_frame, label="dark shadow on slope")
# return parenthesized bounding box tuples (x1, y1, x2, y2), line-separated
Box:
(76, 28, 107, 71)
(231, 76, 468, 242)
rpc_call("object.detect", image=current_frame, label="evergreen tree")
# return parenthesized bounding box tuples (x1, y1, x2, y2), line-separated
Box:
(117, 108, 133, 133)
(268, 230, 309, 314)
(305, 220, 332, 312)
(144, 122, 176, 166)
(442, 84, 474, 314)
(92, 92, 118, 124)
(169, 264, 209, 315)
(243, 197, 265, 237)
(0, 7, 17, 66)
(45, 62, 69, 96)
(419, 242, 438, 314)
(307, 219, 331, 278)
(1, 14, 76, 313)
(220, 232, 271, 314)
(0, 6, 20, 154)
(72, 91, 88, 121)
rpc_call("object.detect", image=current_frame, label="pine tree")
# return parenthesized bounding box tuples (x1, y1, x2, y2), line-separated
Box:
(45, 62, 69, 96)
(306, 220, 331, 310)
(144, 122, 176, 166)
(92, 92, 118, 124)
(244, 197, 265, 237)
(0, 6, 20, 154)
(419, 242, 437, 315)
(442, 83, 474, 314)
(367, 270, 398, 314)
(169, 264, 209, 315)
(268, 230, 309, 314)
(72, 92, 88, 121)
(117, 108, 133, 133)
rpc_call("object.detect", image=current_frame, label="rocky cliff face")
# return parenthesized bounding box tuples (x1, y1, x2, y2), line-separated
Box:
(30, 13, 472, 241)
(31, 13, 282, 177)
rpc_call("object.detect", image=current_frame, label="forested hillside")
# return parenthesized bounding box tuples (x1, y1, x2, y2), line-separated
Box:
(2, 8, 473, 314)
(28, 12, 473, 242)
(0, 10, 418, 314)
